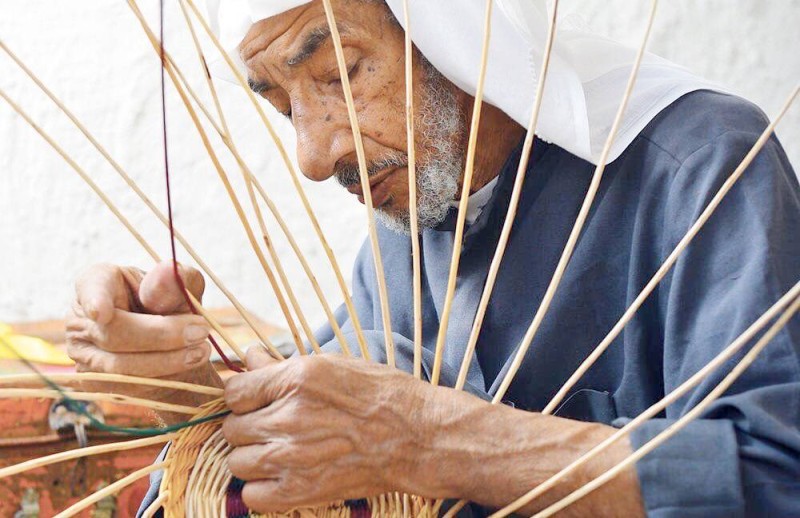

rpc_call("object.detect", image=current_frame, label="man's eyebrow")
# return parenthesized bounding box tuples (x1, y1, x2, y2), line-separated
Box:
(287, 24, 347, 67)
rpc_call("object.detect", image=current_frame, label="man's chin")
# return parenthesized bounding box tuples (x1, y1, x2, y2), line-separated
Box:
(374, 208, 412, 236)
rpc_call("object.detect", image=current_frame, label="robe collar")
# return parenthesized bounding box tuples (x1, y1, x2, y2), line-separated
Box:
(433, 136, 550, 252)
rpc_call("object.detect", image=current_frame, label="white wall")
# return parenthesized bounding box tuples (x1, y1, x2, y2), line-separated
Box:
(1, 1, 798, 328)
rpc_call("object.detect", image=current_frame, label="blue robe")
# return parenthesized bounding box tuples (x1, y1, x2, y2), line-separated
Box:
(315, 90, 800, 517)
(140, 91, 800, 517)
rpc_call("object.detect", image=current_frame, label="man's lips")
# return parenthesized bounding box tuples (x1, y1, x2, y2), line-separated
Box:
(346, 167, 405, 207)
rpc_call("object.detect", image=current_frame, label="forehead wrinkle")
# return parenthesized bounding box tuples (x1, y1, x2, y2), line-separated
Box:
(287, 23, 351, 67)
(239, 5, 315, 85)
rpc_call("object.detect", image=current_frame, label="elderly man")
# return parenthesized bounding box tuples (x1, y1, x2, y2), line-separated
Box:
(66, 0, 800, 516)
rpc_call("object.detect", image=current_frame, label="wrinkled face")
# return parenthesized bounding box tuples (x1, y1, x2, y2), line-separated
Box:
(240, 0, 468, 233)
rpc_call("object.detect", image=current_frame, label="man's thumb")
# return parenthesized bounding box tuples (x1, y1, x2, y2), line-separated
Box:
(138, 261, 206, 315)
(245, 344, 279, 370)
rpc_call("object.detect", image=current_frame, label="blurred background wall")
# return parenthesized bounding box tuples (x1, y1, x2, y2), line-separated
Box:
(1, 0, 798, 329)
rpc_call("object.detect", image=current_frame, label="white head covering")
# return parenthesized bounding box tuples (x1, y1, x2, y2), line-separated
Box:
(203, 0, 722, 164)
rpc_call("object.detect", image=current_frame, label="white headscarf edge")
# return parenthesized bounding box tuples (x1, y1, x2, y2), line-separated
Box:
(202, 0, 723, 165)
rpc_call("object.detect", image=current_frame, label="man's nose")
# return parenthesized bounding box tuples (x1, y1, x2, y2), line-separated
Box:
(293, 102, 352, 182)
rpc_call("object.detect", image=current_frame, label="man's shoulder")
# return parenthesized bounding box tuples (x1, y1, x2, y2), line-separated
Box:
(636, 89, 771, 166)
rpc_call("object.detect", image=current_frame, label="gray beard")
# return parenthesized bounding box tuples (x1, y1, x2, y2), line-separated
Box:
(375, 65, 466, 236)
(335, 62, 466, 236)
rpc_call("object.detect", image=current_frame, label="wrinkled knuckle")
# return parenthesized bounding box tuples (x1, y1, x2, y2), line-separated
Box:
(65, 327, 85, 346)
(66, 342, 89, 364)
(81, 352, 106, 374)
(242, 483, 275, 513)
(227, 449, 248, 478)
(221, 418, 240, 445)
(223, 384, 244, 412)
(289, 357, 317, 386)
(90, 326, 111, 350)
(103, 355, 123, 374)
(256, 447, 274, 469)
(245, 347, 262, 369)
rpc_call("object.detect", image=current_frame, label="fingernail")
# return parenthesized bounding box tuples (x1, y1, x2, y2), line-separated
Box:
(85, 303, 99, 321)
(184, 325, 210, 345)
(185, 346, 206, 365)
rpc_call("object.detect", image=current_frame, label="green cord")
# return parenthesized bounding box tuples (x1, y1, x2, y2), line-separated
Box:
(0, 335, 230, 437)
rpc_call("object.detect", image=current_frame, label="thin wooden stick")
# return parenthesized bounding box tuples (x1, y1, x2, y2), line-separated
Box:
(440, 0, 561, 508)
(2, 40, 277, 357)
(175, 0, 323, 354)
(141, 490, 170, 518)
(0, 434, 176, 479)
(492, 0, 660, 404)
(321, 0, 396, 366)
(492, 280, 800, 517)
(185, 429, 226, 515)
(250, 177, 353, 355)
(402, 0, 423, 379)
(182, 0, 371, 360)
(541, 83, 800, 414)
(531, 294, 800, 518)
(165, 50, 225, 137)
(0, 87, 248, 362)
(166, 1, 349, 356)
(431, 0, 494, 386)
(0, 388, 199, 415)
(444, 6, 657, 515)
(0, 373, 223, 396)
(53, 462, 168, 518)
(126, 0, 306, 355)
(455, 0, 561, 391)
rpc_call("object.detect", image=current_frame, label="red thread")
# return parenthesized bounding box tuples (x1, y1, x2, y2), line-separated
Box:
(159, 1, 242, 373)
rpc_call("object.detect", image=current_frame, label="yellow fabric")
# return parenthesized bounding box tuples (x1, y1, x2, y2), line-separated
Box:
(0, 323, 74, 366)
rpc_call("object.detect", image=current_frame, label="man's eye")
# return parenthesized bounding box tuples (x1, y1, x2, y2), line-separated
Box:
(327, 60, 361, 85)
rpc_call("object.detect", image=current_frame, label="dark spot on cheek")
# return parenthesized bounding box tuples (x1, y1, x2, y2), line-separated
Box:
(325, 114, 332, 122)
(376, 131, 383, 138)
(367, 66, 375, 73)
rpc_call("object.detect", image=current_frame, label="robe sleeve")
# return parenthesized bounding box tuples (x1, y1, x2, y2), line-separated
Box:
(613, 129, 800, 517)
(314, 239, 376, 346)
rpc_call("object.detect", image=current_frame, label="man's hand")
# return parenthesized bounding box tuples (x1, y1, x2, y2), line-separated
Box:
(222, 347, 644, 516)
(66, 262, 223, 423)
(222, 347, 454, 512)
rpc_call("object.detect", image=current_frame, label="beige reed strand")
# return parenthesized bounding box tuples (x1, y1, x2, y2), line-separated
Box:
(0, 372, 223, 396)
(444, 4, 658, 515)
(175, 0, 324, 353)
(141, 491, 171, 518)
(250, 176, 353, 355)
(493, 280, 800, 516)
(53, 462, 168, 518)
(0, 88, 246, 361)
(0, 434, 176, 480)
(182, 0, 372, 360)
(321, 0, 396, 367)
(0, 388, 200, 415)
(431, 0, 494, 387)
(0, 39, 275, 360)
(491, 0, 661, 404)
(402, 0, 424, 379)
(454, 0, 561, 391)
(171, 0, 351, 355)
(127, 0, 307, 355)
(541, 83, 800, 415)
(533, 294, 800, 518)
